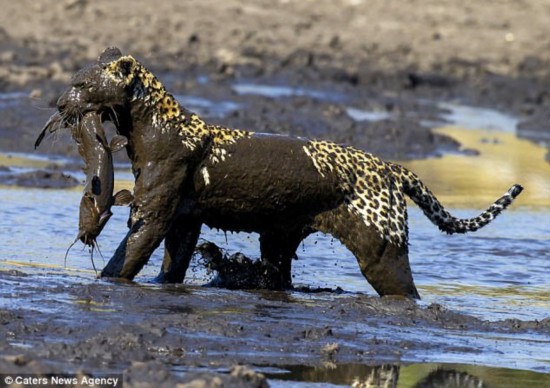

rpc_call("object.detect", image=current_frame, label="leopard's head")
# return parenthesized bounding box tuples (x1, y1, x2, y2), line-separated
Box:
(36, 47, 169, 147)
(60, 47, 144, 122)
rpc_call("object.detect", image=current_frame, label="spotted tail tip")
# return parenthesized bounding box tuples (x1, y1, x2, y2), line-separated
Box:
(509, 184, 523, 199)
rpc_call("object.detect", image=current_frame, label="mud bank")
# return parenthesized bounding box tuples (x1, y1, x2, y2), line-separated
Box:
(1, 0, 550, 161)
(0, 269, 549, 387)
(0, 166, 79, 189)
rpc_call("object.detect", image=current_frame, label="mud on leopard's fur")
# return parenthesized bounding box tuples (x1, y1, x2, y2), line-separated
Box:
(101, 53, 523, 247)
(104, 53, 251, 154)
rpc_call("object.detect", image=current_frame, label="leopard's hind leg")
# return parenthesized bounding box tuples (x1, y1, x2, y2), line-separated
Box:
(259, 228, 312, 289)
(313, 205, 420, 299)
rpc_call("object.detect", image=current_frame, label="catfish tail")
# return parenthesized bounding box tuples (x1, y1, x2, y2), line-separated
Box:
(393, 164, 523, 234)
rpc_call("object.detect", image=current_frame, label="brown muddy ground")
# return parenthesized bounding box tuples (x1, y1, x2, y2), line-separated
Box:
(1, 0, 550, 386)
(1, 269, 549, 386)
(1, 0, 550, 160)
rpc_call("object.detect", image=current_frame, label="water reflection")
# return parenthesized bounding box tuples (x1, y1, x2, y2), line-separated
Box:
(265, 362, 550, 388)
(403, 127, 550, 208)
(439, 102, 519, 133)
(232, 83, 344, 102)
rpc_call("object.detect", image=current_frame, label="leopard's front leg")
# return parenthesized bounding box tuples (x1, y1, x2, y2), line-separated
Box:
(101, 156, 192, 280)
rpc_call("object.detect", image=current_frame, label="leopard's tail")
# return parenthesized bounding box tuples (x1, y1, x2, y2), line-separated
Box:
(394, 164, 523, 234)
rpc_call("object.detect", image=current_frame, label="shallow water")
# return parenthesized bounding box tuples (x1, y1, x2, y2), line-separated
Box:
(1, 122, 549, 324)
(174, 94, 241, 118)
(233, 83, 345, 102)
(2, 185, 547, 322)
(439, 102, 520, 133)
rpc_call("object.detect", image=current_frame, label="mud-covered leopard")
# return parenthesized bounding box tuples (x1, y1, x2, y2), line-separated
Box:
(37, 47, 523, 298)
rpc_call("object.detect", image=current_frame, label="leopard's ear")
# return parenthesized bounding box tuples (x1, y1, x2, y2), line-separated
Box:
(117, 57, 135, 77)
(102, 53, 144, 97)
(98, 47, 122, 64)
(105, 56, 138, 85)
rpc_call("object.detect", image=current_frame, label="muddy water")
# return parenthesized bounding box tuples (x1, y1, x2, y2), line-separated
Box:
(2, 159, 547, 323)
(1, 102, 548, 321)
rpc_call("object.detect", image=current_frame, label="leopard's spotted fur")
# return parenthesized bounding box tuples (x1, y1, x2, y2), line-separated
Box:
(304, 140, 522, 246)
(104, 54, 523, 247)
(105, 55, 251, 161)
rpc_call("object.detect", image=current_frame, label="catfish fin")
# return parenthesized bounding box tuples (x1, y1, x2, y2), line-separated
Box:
(113, 189, 134, 206)
(109, 135, 128, 153)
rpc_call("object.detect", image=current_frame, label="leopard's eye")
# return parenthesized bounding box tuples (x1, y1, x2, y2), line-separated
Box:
(72, 80, 88, 88)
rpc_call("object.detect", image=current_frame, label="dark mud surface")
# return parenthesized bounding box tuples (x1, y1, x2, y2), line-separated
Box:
(1, 269, 549, 387)
(1, 1, 550, 386)
(2, 0, 550, 163)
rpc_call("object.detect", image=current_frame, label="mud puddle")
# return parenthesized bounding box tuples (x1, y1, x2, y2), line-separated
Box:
(1, 126, 549, 385)
(2, 164, 548, 322)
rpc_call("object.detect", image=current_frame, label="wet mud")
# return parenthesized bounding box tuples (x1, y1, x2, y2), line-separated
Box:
(0, 269, 549, 387)
(0, 166, 79, 188)
(1, 1, 550, 386)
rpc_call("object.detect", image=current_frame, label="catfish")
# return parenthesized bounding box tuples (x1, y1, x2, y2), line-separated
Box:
(65, 112, 133, 269)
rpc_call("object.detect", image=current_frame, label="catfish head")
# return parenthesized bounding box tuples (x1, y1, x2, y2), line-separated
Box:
(77, 188, 133, 246)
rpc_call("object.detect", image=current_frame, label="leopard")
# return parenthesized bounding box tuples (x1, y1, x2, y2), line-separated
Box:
(37, 47, 523, 298)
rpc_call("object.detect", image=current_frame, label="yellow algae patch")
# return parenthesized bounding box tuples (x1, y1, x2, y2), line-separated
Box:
(402, 126, 550, 208)
(1, 260, 96, 274)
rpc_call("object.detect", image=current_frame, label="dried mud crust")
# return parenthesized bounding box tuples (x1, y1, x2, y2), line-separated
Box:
(1, 0, 550, 160)
(0, 270, 549, 384)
